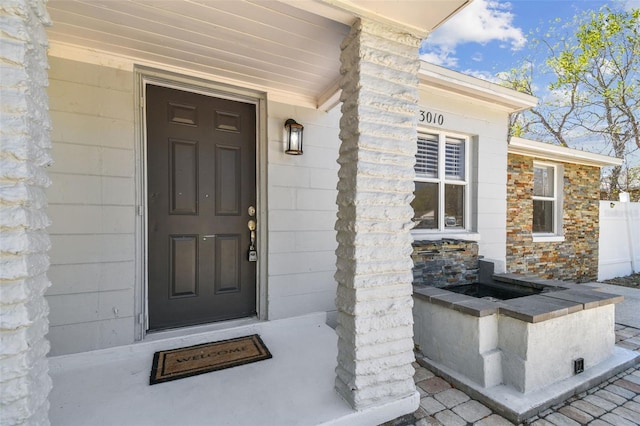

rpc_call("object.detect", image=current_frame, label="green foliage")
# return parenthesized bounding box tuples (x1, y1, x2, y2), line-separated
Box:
(501, 5, 640, 198)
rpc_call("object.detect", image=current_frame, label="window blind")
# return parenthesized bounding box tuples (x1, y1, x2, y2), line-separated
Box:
(445, 137, 465, 180)
(415, 134, 438, 178)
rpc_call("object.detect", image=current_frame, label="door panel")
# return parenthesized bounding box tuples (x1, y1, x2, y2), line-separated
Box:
(169, 139, 198, 215)
(169, 235, 198, 297)
(215, 235, 241, 293)
(215, 145, 241, 215)
(146, 84, 257, 330)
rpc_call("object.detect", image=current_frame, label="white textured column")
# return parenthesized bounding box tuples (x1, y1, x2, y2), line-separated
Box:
(334, 18, 421, 409)
(0, 0, 53, 425)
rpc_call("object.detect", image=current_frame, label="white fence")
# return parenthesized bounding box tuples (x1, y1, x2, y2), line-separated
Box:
(599, 200, 640, 280)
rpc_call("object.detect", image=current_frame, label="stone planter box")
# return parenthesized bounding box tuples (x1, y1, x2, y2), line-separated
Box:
(412, 276, 638, 421)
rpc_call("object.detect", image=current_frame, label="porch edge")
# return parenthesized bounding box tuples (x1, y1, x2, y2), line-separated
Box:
(320, 391, 420, 426)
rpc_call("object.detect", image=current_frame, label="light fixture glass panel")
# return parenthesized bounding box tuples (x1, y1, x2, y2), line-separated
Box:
(289, 129, 300, 150)
(284, 119, 303, 155)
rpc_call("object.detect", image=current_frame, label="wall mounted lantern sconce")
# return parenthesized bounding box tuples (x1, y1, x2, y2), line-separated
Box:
(284, 118, 304, 155)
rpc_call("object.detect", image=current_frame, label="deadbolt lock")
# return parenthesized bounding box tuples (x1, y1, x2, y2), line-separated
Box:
(248, 206, 256, 217)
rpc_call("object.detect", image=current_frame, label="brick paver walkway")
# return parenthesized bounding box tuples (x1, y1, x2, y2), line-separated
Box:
(382, 325, 640, 426)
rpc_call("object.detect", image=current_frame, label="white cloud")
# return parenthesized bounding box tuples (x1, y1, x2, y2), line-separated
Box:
(461, 69, 499, 82)
(419, 46, 459, 68)
(420, 0, 525, 66)
(472, 52, 484, 62)
(543, 88, 573, 105)
(623, 0, 640, 10)
(428, 0, 526, 49)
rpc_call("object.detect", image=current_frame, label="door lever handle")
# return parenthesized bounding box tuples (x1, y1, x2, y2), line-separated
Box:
(248, 220, 256, 248)
(247, 220, 258, 262)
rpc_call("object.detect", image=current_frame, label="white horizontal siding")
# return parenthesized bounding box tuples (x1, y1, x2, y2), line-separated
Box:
(48, 289, 135, 327)
(47, 205, 135, 235)
(48, 235, 135, 265)
(45, 318, 134, 356)
(46, 56, 136, 355)
(49, 144, 134, 177)
(269, 251, 337, 276)
(46, 56, 343, 354)
(47, 174, 134, 206)
(269, 231, 337, 254)
(49, 80, 133, 121)
(50, 111, 134, 149)
(417, 87, 510, 267)
(44, 52, 515, 356)
(266, 101, 340, 320)
(268, 210, 337, 232)
(47, 262, 135, 296)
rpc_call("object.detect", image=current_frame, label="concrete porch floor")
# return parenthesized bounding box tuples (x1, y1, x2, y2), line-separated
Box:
(48, 312, 418, 426)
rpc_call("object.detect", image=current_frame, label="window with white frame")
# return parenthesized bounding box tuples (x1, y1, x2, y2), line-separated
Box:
(532, 162, 563, 236)
(412, 132, 468, 231)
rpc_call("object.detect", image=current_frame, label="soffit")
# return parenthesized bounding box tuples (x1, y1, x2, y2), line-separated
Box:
(309, 0, 471, 36)
(46, 0, 470, 109)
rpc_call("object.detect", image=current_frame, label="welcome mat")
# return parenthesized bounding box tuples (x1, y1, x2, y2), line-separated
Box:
(149, 334, 272, 385)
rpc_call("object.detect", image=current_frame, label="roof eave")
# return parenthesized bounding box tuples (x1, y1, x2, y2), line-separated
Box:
(294, 0, 473, 38)
(508, 137, 624, 167)
(418, 62, 538, 113)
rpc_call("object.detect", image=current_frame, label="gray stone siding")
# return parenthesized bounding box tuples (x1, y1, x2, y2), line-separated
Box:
(412, 240, 479, 287)
(506, 154, 600, 282)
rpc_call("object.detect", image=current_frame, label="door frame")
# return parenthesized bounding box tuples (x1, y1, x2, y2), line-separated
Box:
(133, 66, 268, 341)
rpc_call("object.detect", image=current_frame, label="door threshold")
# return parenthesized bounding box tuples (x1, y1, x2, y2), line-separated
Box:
(143, 316, 260, 343)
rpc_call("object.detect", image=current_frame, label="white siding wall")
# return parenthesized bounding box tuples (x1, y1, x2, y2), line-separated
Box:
(44, 56, 512, 356)
(416, 88, 510, 270)
(599, 200, 640, 280)
(266, 102, 340, 319)
(46, 57, 136, 355)
(45, 56, 341, 355)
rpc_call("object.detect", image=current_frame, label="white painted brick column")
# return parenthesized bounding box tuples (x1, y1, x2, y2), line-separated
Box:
(0, 0, 53, 424)
(334, 18, 421, 410)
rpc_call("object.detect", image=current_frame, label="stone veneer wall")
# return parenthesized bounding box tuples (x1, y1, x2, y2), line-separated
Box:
(412, 240, 479, 287)
(506, 154, 601, 282)
(0, 0, 53, 424)
(334, 18, 420, 410)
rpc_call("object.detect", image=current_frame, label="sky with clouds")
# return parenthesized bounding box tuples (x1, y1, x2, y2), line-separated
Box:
(421, 0, 640, 165)
(421, 0, 640, 80)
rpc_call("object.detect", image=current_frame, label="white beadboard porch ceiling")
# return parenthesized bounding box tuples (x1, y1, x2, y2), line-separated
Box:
(46, 0, 470, 109)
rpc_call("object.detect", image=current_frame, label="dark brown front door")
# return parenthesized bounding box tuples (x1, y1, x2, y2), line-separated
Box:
(146, 84, 257, 331)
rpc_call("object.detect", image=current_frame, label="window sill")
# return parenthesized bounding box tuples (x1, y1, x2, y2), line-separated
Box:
(411, 231, 481, 242)
(532, 235, 565, 243)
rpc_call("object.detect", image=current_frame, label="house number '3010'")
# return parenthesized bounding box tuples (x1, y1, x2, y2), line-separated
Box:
(419, 110, 444, 126)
